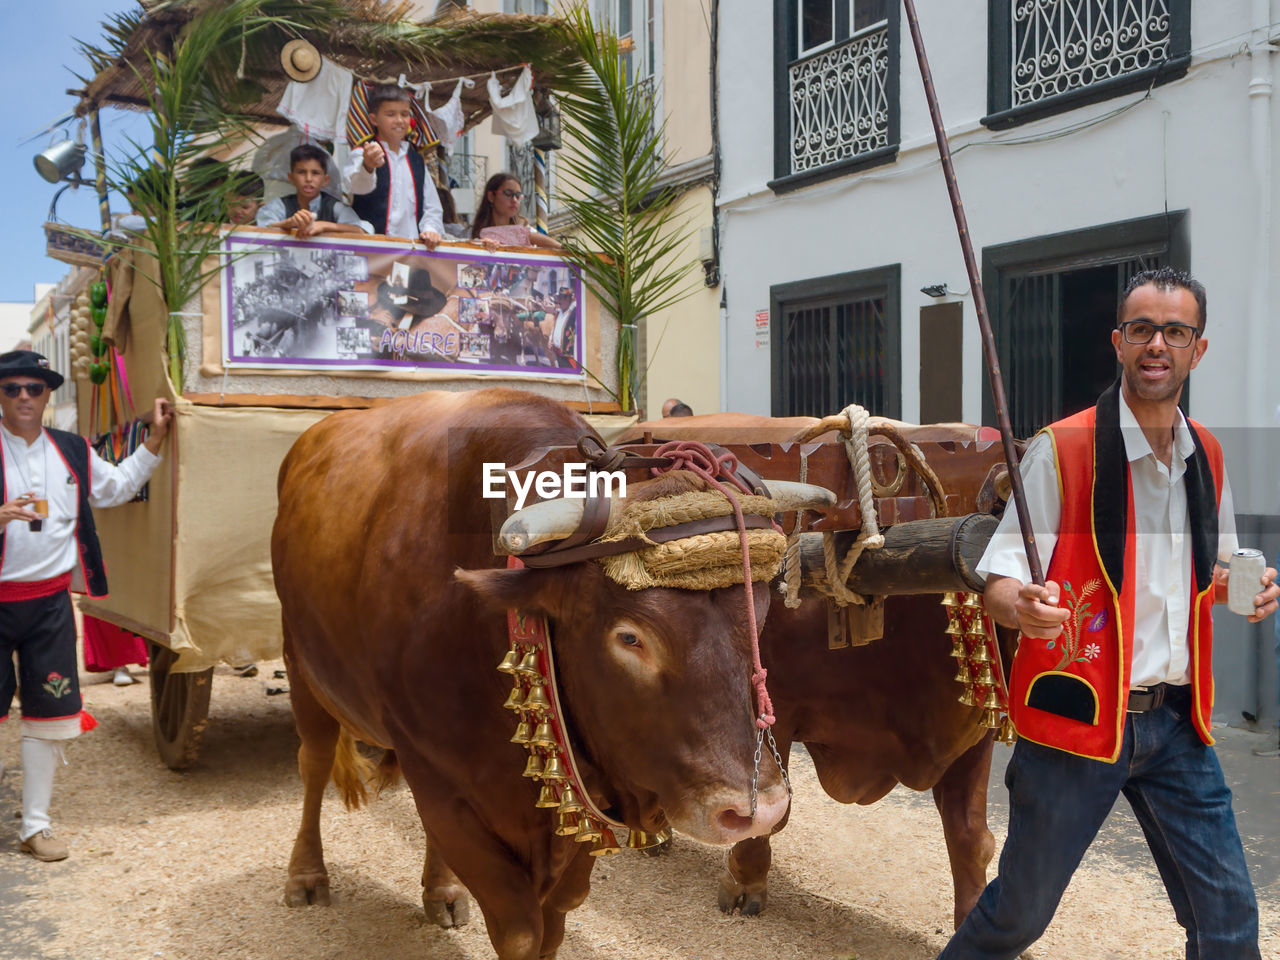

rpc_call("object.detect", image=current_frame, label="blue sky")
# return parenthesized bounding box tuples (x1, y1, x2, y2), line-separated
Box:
(0, 2, 150, 302)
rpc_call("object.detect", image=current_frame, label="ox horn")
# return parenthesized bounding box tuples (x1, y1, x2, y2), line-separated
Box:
(760, 480, 837, 513)
(498, 497, 624, 554)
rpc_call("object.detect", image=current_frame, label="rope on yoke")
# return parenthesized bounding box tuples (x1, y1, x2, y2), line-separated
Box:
(779, 405, 887, 609)
(650, 440, 775, 730)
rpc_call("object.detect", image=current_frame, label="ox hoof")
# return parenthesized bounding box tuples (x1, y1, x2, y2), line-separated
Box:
(716, 873, 767, 916)
(285, 873, 331, 907)
(423, 893, 470, 928)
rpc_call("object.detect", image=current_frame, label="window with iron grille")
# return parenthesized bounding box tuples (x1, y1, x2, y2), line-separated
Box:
(771, 0, 900, 193)
(985, 0, 1190, 130)
(770, 265, 901, 418)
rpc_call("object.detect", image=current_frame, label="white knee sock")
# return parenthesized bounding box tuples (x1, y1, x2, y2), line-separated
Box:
(20, 737, 66, 841)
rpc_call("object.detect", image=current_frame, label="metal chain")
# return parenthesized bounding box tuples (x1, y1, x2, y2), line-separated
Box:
(748, 720, 794, 820)
(766, 726, 793, 798)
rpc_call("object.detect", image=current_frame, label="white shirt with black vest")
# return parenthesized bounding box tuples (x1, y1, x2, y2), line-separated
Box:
(0, 424, 161, 584)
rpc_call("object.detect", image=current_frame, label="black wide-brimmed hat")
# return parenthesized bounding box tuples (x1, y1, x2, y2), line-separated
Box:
(399, 268, 448, 318)
(0, 350, 64, 390)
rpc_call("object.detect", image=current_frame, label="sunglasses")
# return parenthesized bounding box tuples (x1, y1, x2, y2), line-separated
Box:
(501, 188, 524, 200)
(0, 383, 46, 399)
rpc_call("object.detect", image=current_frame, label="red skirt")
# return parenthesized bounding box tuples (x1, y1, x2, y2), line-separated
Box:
(82, 615, 149, 673)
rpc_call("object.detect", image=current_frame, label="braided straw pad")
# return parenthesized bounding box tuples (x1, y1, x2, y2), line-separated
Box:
(597, 491, 786, 591)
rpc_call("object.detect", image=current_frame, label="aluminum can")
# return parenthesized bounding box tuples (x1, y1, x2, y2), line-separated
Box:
(1228, 548, 1266, 616)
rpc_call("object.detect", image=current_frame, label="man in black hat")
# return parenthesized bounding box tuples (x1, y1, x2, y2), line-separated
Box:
(0, 350, 172, 862)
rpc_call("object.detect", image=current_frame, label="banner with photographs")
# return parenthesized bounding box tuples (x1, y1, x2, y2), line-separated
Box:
(220, 234, 585, 377)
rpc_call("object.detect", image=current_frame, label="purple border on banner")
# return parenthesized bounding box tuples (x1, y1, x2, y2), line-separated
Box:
(220, 233, 586, 378)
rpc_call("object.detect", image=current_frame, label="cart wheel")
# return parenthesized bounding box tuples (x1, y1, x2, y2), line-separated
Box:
(148, 641, 212, 770)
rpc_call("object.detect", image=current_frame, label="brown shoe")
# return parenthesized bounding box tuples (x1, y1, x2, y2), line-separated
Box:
(20, 829, 69, 861)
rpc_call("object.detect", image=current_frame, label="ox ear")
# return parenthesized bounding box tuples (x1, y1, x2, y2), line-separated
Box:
(455, 566, 572, 620)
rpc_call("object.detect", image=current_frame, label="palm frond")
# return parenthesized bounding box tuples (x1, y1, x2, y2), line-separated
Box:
(554, 3, 699, 411)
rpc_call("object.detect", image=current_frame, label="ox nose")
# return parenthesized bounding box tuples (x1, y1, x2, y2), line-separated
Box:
(713, 783, 790, 843)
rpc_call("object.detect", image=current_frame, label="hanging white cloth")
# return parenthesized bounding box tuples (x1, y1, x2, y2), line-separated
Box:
(278, 57, 355, 144)
(487, 67, 539, 145)
(252, 128, 348, 199)
(428, 78, 473, 153)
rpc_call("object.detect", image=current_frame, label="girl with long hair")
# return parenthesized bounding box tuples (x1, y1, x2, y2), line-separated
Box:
(470, 172, 561, 250)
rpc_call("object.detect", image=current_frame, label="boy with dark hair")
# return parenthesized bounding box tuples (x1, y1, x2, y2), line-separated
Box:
(257, 144, 371, 237)
(344, 85, 445, 247)
(226, 172, 264, 226)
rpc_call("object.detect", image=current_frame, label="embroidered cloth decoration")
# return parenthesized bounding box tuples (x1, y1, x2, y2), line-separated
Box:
(279, 57, 356, 144)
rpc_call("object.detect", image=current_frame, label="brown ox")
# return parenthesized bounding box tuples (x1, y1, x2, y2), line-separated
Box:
(625, 412, 1011, 929)
(271, 389, 793, 960)
(719, 596, 1016, 930)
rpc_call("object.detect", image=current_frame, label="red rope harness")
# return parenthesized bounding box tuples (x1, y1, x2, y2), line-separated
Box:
(650, 441, 776, 729)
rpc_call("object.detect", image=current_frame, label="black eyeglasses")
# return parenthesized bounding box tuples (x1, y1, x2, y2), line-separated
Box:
(0, 383, 46, 399)
(1118, 320, 1200, 349)
(501, 188, 524, 200)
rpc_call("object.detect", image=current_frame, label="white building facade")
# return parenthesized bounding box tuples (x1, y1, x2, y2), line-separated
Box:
(717, 1, 1280, 725)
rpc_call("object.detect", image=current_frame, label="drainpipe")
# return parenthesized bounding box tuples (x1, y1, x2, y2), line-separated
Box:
(1247, 0, 1275, 725)
(1248, 0, 1273, 439)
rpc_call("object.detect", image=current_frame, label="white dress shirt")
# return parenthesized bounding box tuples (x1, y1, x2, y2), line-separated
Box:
(976, 392, 1237, 687)
(255, 193, 372, 234)
(345, 141, 445, 238)
(0, 425, 162, 584)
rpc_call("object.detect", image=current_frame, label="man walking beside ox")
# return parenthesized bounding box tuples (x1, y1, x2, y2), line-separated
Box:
(0, 350, 171, 861)
(940, 268, 1279, 959)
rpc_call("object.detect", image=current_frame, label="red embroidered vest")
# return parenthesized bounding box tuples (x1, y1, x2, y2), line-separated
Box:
(1006, 384, 1224, 762)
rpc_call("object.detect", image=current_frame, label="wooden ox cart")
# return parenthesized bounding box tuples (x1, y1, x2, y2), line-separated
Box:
(76, 233, 624, 768)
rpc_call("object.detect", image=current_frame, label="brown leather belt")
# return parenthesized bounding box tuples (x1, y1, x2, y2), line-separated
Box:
(1126, 682, 1189, 713)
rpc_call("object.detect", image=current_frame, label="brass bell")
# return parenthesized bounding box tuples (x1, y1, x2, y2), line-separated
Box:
(959, 686, 978, 707)
(626, 829, 662, 850)
(968, 644, 992, 664)
(980, 707, 1001, 729)
(982, 688, 1002, 710)
(535, 784, 560, 808)
(950, 638, 968, 659)
(557, 785, 585, 815)
(941, 591, 961, 608)
(522, 752, 544, 779)
(953, 663, 971, 685)
(503, 685, 525, 711)
(554, 811, 580, 837)
(540, 752, 567, 782)
(515, 649, 542, 678)
(589, 829, 621, 857)
(965, 619, 988, 638)
(523, 683, 552, 714)
(497, 648, 521, 674)
(973, 663, 995, 686)
(575, 819, 603, 843)
(944, 619, 964, 636)
(962, 592, 983, 609)
(997, 717, 1018, 744)
(510, 720, 532, 745)
(529, 720, 558, 749)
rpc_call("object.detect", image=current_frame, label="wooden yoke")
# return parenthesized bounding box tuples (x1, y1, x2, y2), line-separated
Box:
(492, 436, 1009, 552)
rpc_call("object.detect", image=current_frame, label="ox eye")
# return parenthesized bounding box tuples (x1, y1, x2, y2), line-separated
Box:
(617, 631, 641, 647)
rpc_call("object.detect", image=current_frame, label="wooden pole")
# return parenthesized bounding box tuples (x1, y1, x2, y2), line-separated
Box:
(89, 108, 112, 235)
(900, 0, 1044, 585)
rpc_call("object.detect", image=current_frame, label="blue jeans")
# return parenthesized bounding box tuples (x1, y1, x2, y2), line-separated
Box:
(939, 689, 1259, 960)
